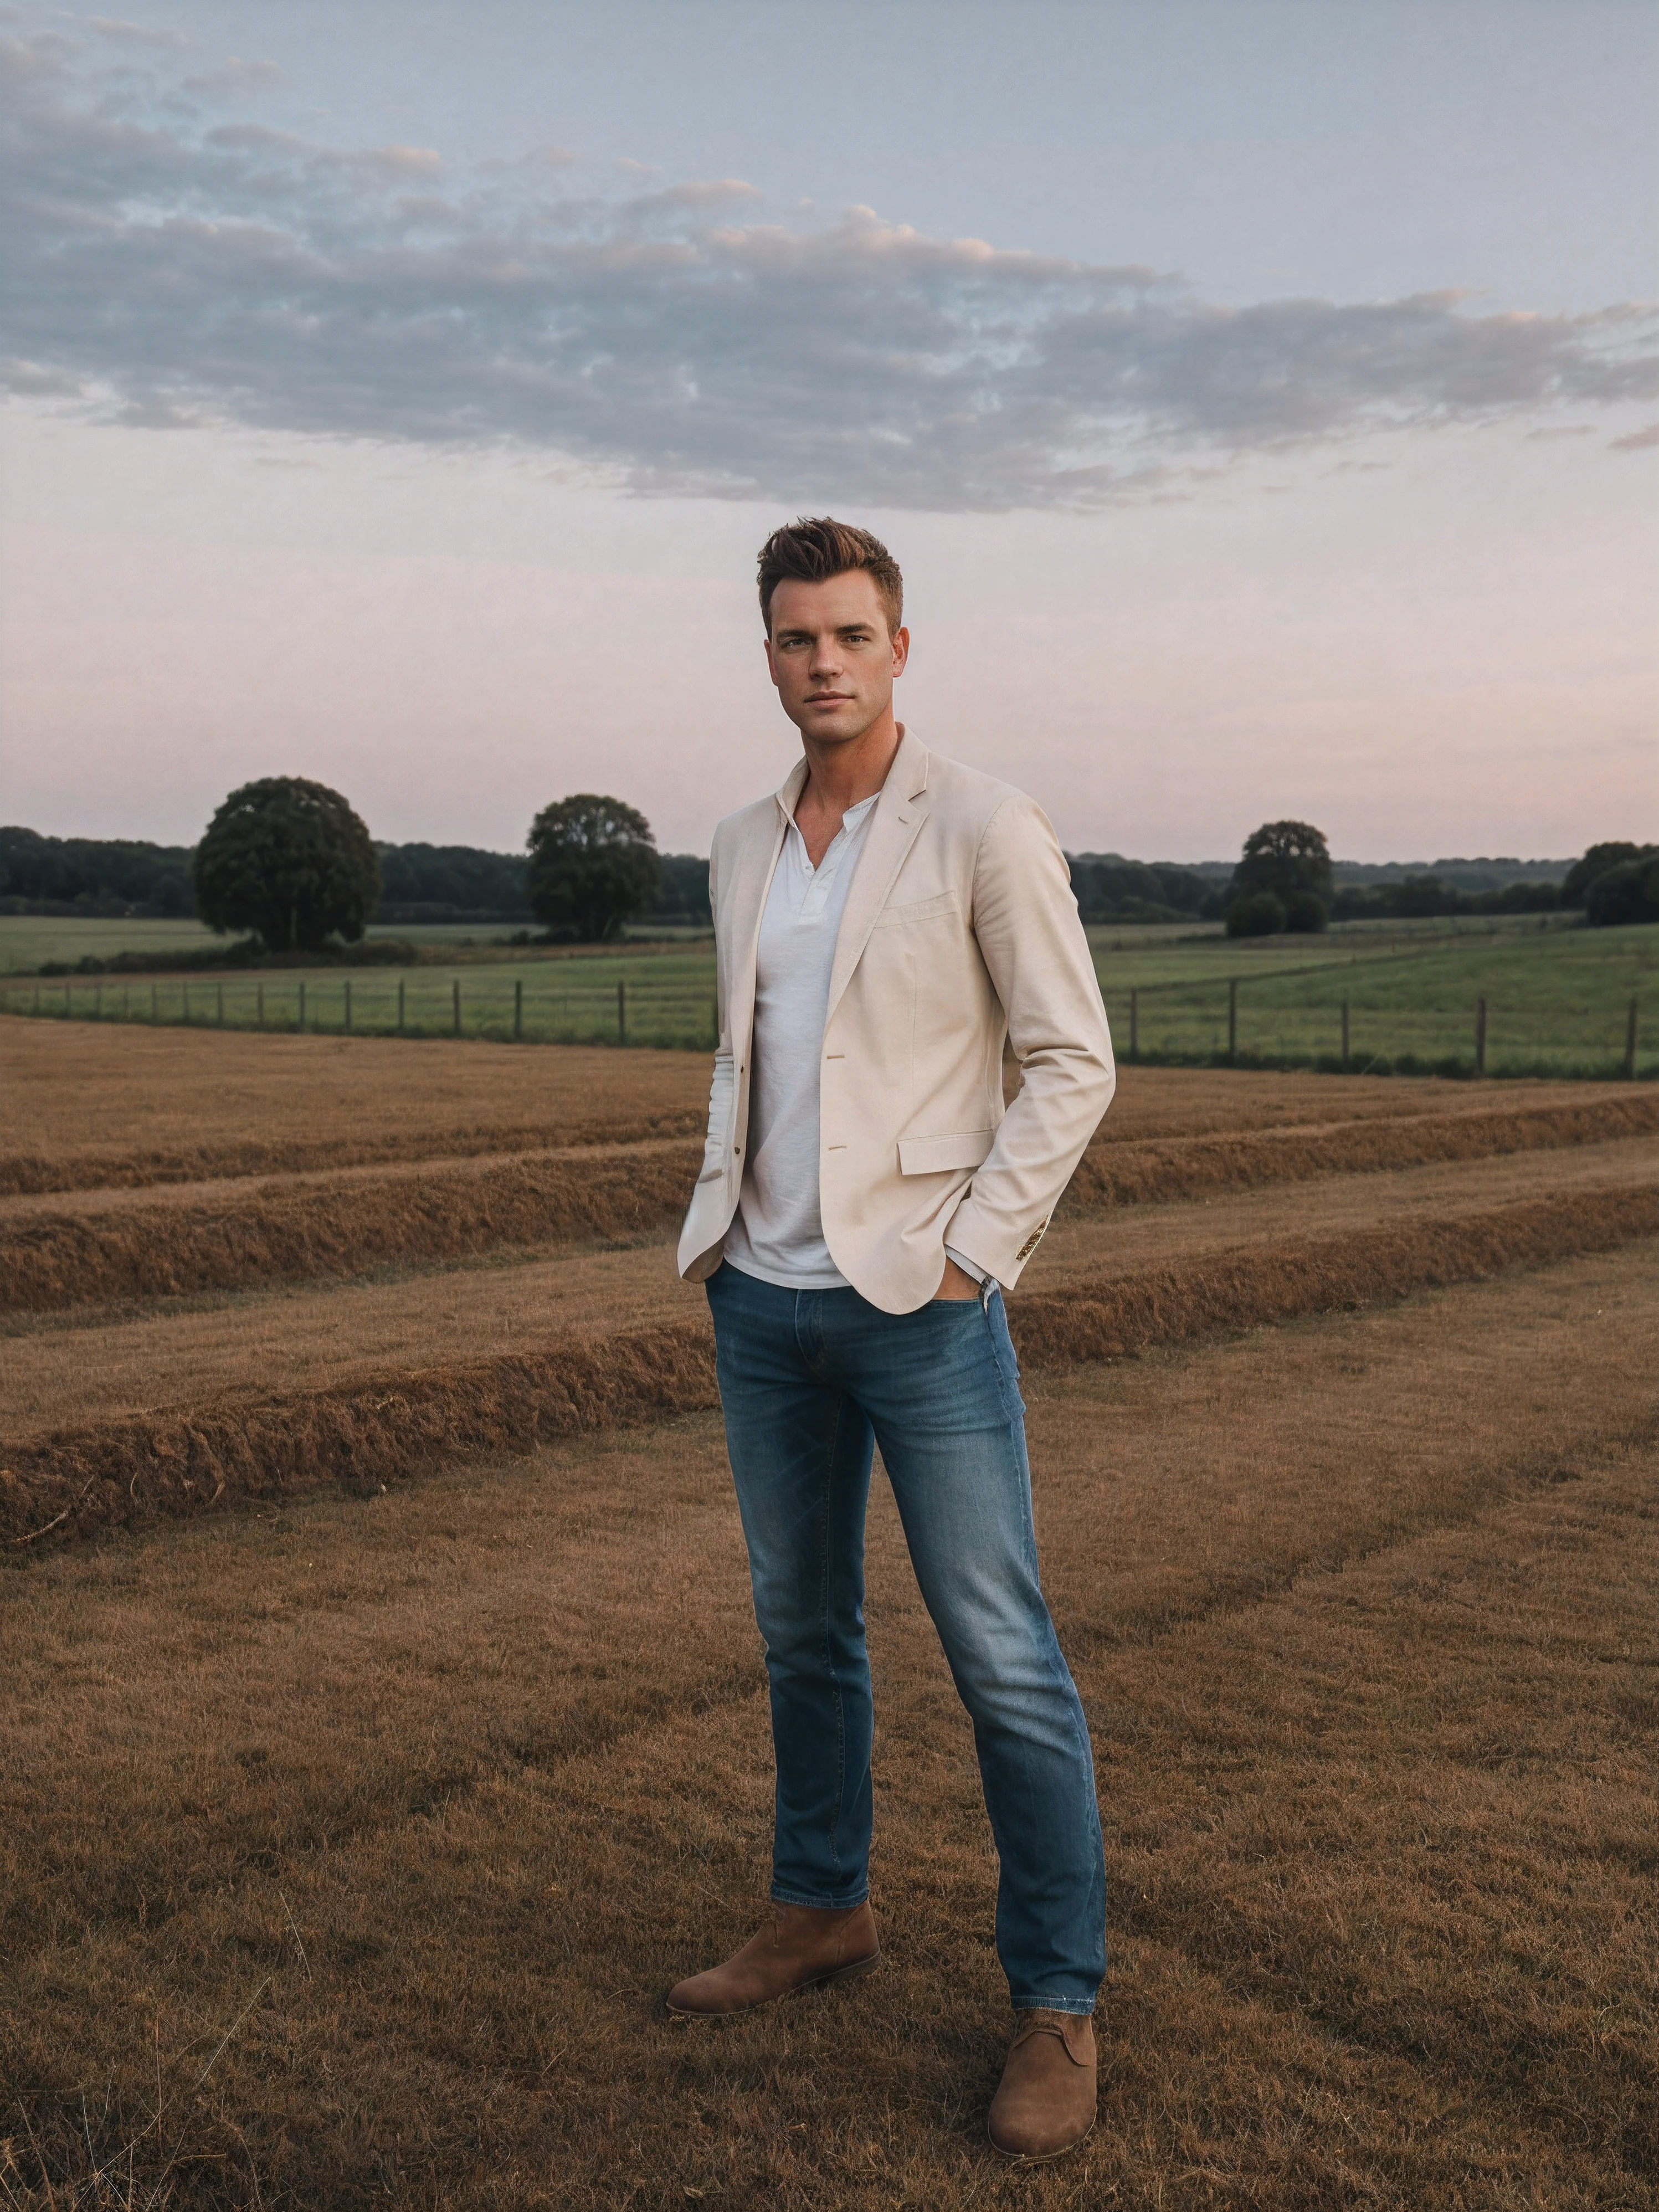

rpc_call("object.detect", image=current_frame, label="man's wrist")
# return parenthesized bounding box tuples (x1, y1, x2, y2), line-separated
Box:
(944, 1245, 991, 1288)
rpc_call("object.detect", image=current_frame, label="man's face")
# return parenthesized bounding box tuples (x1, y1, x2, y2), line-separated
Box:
(764, 571, 909, 748)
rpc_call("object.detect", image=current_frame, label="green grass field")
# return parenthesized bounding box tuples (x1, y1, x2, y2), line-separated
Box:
(2, 914, 1653, 1077)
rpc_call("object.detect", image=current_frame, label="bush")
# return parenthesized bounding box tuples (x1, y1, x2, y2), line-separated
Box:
(194, 778, 381, 953)
(1283, 890, 1328, 934)
(1226, 891, 1287, 937)
(1584, 855, 1659, 927)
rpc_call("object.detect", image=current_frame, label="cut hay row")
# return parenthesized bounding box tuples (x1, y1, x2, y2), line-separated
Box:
(0, 1108, 708, 1198)
(6, 1181, 1654, 1548)
(0, 1143, 706, 1311)
(5, 1091, 1655, 1314)
(1066, 1090, 1659, 1209)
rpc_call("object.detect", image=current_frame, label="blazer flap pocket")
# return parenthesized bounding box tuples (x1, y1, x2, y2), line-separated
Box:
(873, 890, 959, 930)
(898, 1129, 995, 1176)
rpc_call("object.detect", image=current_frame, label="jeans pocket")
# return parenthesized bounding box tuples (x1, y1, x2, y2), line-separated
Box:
(981, 1290, 1026, 1420)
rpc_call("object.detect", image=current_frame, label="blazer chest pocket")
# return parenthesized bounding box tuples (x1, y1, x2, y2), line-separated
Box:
(874, 890, 959, 930)
(897, 1130, 995, 1176)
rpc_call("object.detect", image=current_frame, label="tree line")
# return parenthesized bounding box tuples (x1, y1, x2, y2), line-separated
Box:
(1, 803, 713, 938)
(3, 787, 1653, 955)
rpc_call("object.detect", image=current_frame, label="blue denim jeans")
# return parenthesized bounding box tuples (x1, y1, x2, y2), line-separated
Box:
(706, 1261, 1106, 2014)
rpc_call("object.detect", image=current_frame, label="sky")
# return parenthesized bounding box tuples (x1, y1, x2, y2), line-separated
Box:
(1, 0, 1655, 863)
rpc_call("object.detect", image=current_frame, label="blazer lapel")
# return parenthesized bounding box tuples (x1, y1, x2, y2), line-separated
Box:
(723, 758, 805, 1056)
(824, 728, 932, 1030)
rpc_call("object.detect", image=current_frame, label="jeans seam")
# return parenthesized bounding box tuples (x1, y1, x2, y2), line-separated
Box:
(979, 1291, 1026, 1431)
(821, 1388, 849, 1883)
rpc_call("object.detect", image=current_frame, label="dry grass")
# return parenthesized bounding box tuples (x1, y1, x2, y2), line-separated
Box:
(0, 1025, 711, 1194)
(5, 1138, 1651, 1444)
(7, 1178, 1655, 1547)
(1063, 1090, 1659, 1210)
(2, 1246, 1653, 2207)
(5, 1016, 1614, 1194)
(0, 1141, 705, 1312)
(6, 1095, 1652, 1317)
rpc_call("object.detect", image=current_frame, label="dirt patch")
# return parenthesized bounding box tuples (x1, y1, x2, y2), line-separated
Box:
(7, 1181, 1654, 1548)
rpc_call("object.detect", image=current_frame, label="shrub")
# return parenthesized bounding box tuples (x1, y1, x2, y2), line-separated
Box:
(1283, 890, 1328, 934)
(1226, 891, 1287, 937)
(194, 778, 381, 953)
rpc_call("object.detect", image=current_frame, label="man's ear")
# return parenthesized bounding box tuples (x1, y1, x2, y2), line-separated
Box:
(891, 624, 910, 677)
(763, 635, 780, 689)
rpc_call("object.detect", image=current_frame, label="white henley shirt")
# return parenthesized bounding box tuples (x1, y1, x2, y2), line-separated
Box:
(720, 787, 991, 1297)
(722, 793, 879, 1289)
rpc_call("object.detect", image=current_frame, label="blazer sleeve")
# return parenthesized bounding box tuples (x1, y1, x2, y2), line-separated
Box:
(942, 794, 1115, 1286)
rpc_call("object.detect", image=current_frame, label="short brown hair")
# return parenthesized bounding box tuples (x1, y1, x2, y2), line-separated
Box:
(756, 516, 903, 636)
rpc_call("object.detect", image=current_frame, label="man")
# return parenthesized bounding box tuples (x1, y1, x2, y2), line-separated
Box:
(669, 517, 1115, 2165)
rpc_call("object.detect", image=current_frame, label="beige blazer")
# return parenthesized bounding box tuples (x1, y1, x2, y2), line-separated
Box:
(677, 726, 1116, 1312)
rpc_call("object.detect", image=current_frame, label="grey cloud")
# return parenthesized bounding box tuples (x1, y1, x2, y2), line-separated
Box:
(1609, 421, 1659, 451)
(3, 29, 1655, 509)
(184, 56, 286, 96)
(91, 17, 187, 48)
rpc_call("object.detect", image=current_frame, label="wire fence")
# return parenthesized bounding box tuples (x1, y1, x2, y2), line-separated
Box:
(1, 973, 720, 1050)
(1103, 976, 1649, 1080)
(1, 966, 1651, 1079)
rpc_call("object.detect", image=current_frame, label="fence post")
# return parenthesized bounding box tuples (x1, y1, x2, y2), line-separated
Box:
(1129, 988, 1138, 1063)
(95, 983, 102, 1020)
(122, 985, 130, 1020)
(617, 979, 627, 1045)
(397, 978, 405, 1035)
(64, 983, 71, 1019)
(1227, 978, 1238, 1064)
(151, 983, 158, 1023)
(217, 982, 225, 1028)
(453, 979, 461, 1037)
(256, 982, 264, 1029)
(1626, 997, 1639, 1080)
(299, 981, 306, 1030)
(1475, 996, 1487, 1078)
(514, 978, 523, 1041)
(344, 979, 352, 1034)
(1341, 996, 1350, 1070)
(33, 982, 40, 1015)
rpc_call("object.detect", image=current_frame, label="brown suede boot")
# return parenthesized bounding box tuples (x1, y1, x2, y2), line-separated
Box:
(987, 2009, 1097, 2163)
(665, 1901, 880, 2018)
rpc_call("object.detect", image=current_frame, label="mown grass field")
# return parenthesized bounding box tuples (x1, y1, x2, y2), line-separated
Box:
(3, 913, 1655, 1075)
(2, 1023, 1655, 2208)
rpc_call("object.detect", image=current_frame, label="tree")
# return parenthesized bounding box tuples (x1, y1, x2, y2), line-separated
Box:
(1584, 851, 1659, 927)
(526, 794, 661, 942)
(193, 777, 381, 953)
(1562, 842, 1646, 907)
(1229, 820, 1331, 935)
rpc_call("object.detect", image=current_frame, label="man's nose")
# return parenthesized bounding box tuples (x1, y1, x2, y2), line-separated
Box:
(808, 637, 841, 675)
